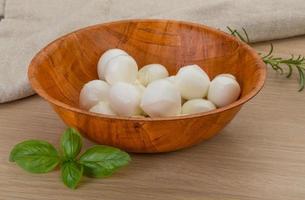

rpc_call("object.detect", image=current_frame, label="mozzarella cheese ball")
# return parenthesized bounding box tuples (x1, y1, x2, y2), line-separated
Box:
(182, 99, 216, 115)
(134, 80, 146, 94)
(136, 84, 146, 94)
(134, 80, 147, 116)
(175, 65, 210, 100)
(108, 82, 142, 117)
(140, 80, 181, 117)
(79, 80, 110, 110)
(104, 55, 138, 84)
(97, 49, 128, 80)
(208, 76, 241, 107)
(138, 64, 169, 86)
(215, 73, 236, 80)
(164, 75, 176, 84)
(89, 101, 116, 115)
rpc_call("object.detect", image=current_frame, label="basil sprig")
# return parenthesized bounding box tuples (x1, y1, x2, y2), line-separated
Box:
(9, 127, 131, 189)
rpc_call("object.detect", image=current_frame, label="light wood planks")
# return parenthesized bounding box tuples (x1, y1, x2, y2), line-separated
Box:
(0, 30, 305, 200)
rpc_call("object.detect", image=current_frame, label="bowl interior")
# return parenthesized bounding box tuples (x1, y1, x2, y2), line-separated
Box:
(29, 20, 265, 115)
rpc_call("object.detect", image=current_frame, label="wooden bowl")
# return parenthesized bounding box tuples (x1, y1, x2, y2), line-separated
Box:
(28, 19, 266, 153)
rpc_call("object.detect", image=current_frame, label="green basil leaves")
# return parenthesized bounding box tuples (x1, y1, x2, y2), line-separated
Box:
(9, 140, 60, 173)
(9, 127, 131, 189)
(60, 127, 82, 160)
(80, 146, 130, 178)
(61, 161, 83, 189)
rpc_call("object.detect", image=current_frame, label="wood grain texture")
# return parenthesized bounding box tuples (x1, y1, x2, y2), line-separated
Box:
(1, 35, 305, 200)
(28, 19, 265, 153)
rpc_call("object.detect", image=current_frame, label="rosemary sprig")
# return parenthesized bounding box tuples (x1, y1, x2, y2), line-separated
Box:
(226, 27, 305, 91)
(227, 26, 250, 43)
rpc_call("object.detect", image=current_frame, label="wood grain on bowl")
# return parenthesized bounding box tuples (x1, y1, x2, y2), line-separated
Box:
(28, 19, 266, 153)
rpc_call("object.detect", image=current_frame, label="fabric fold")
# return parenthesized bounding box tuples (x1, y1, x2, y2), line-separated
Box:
(1, 0, 305, 103)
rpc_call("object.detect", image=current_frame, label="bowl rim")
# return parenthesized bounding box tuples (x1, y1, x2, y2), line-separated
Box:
(28, 19, 266, 122)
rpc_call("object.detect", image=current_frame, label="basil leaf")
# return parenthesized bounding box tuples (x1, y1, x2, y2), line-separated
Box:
(61, 161, 83, 189)
(9, 140, 59, 173)
(60, 127, 82, 160)
(79, 145, 130, 178)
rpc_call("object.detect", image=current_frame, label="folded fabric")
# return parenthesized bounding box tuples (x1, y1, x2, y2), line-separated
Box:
(0, 0, 4, 17)
(1, 0, 305, 103)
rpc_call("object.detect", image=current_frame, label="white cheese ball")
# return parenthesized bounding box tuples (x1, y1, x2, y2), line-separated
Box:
(136, 84, 146, 94)
(215, 73, 236, 80)
(208, 76, 241, 107)
(163, 76, 186, 104)
(97, 49, 128, 80)
(108, 82, 141, 117)
(182, 99, 216, 115)
(79, 80, 110, 110)
(164, 75, 176, 84)
(140, 79, 181, 117)
(134, 80, 147, 116)
(89, 101, 116, 115)
(104, 55, 138, 84)
(134, 80, 146, 94)
(138, 64, 169, 86)
(175, 65, 210, 100)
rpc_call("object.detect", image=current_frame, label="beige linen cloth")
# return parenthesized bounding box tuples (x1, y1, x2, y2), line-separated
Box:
(1, 0, 305, 103)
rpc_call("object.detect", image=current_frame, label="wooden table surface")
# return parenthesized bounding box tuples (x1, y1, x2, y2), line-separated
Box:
(1, 36, 305, 200)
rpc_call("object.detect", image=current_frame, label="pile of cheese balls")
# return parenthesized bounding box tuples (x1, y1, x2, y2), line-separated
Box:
(79, 49, 241, 117)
